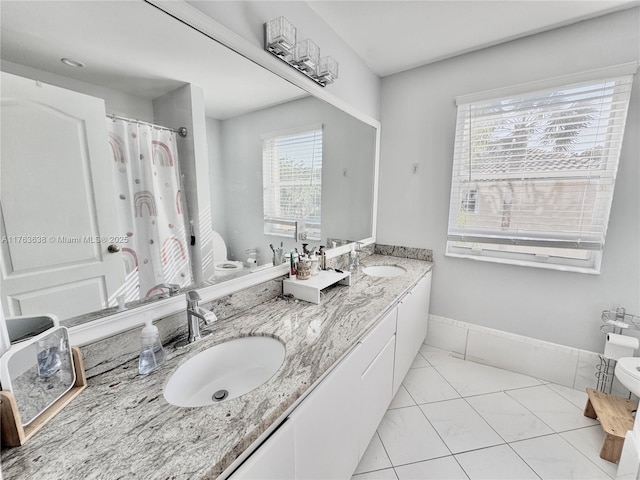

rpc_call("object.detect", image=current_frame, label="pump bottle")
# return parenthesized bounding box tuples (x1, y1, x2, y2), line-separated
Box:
(138, 316, 166, 375)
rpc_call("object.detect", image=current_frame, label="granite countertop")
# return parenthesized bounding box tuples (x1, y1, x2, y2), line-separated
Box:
(1, 255, 432, 479)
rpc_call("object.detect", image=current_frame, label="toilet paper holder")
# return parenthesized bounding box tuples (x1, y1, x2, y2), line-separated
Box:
(596, 307, 640, 394)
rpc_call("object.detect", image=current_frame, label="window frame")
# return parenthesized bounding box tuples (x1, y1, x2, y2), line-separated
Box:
(262, 124, 323, 241)
(445, 67, 635, 274)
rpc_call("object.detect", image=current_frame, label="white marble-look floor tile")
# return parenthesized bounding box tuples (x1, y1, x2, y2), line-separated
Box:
(419, 345, 466, 366)
(355, 433, 393, 475)
(395, 455, 469, 480)
(510, 434, 610, 479)
(466, 391, 553, 442)
(561, 426, 618, 479)
(388, 385, 415, 409)
(377, 406, 450, 466)
(506, 385, 599, 432)
(352, 468, 398, 480)
(454, 444, 538, 480)
(433, 359, 543, 396)
(419, 399, 504, 454)
(410, 352, 429, 369)
(402, 367, 461, 404)
(546, 383, 589, 409)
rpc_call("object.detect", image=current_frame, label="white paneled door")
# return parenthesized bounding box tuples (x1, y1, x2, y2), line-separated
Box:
(1, 72, 125, 319)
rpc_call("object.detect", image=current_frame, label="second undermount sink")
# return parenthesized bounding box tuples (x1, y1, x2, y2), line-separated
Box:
(163, 336, 285, 407)
(362, 265, 406, 278)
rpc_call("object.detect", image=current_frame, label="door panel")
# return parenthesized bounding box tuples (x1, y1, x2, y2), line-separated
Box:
(1, 72, 124, 318)
(360, 335, 395, 455)
(229, 419, 295, 480)
(291, 346, 361, 479)
(393, 272, 432, 394)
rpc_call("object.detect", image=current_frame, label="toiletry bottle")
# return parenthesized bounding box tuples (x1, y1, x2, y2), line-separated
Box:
(138, 317, 166, 375)
(290, 250, 298, 277)
(318, 246, 326, 270)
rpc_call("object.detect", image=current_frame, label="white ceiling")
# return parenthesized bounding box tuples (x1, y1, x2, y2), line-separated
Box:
(0, 1, 305, 119)
(308, 0, 640, 77)
(2, 0, 637, 117)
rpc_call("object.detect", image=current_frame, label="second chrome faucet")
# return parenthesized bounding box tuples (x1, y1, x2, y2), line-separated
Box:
(176, 291, 218, 348)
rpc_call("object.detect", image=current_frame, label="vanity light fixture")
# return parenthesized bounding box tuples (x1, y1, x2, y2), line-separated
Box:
(264, 17, 338, 87)
(60, 57, 85, 68)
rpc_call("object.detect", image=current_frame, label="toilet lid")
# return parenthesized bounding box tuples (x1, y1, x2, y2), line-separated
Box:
(211, 231, 227, 261)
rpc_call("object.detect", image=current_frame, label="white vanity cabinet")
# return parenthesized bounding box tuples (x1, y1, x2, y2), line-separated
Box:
(393, 271, 432, 394)
(229, 419, 295, 479)
(228, 270, 432, 480)
(290, 344, 362, 479)
(357, 307, 397, 455)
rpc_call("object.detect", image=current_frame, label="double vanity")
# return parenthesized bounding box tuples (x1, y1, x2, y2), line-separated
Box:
(1, 253, 432, 479)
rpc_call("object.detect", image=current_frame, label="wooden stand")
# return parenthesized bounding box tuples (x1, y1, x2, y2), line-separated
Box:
(584, 387, 637, 463)
(1, 346, 87, 447)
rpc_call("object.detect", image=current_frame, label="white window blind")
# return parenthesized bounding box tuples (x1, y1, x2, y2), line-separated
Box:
(263, 127, 322, 239)
(447, 75, 633, 260)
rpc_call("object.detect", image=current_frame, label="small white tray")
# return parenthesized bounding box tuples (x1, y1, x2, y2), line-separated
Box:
(283, 270, 351, 304)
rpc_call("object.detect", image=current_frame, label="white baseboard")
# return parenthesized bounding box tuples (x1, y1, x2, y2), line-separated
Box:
(425, 314, 631, 396)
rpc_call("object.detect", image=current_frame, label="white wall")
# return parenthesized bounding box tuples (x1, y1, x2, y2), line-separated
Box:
(187, 0, 381, 120)
(153, 84, 213, 283)
(1, 60, 154, 121)
(377, 8, 640, 353)
(206, 117, 228, 245)
(218, 96, 376, 264)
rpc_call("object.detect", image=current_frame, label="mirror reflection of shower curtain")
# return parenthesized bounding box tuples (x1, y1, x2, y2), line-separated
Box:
(106, 118, 192, 301)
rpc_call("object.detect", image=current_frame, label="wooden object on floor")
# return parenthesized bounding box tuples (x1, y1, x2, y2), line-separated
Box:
(1, 346, 87, 448)
(584, 387, 637, 463)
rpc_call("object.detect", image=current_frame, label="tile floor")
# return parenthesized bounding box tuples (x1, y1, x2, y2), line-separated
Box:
(352, 345, 619, 480)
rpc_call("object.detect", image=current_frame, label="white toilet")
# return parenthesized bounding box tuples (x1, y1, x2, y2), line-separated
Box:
(614, 357, 639, 480)
(615, 357, 640, 398)
(211, 231, 243, 277)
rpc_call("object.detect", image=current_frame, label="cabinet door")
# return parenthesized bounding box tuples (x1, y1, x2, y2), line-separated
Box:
(291, 345, 361, 479)
(413, 271, 432, 346)
(229, 419, 295, 480)
(393, 272, 432, 394)
(359, 335, 395, 455)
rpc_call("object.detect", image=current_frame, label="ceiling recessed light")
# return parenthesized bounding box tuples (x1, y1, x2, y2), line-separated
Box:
(60, 57, 85, 68)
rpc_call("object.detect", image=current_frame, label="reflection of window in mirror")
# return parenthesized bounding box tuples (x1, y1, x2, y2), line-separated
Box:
(262, 125, 323, 241)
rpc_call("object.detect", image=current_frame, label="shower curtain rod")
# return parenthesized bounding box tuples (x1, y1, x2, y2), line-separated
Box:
(107, 113, 188, 137)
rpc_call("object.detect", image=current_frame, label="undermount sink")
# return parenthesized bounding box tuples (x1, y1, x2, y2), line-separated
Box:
(362, 265, 406, 278)
(163, 336, 285, 407)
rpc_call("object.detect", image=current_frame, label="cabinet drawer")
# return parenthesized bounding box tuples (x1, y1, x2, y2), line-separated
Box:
(358, 307, 397, 371)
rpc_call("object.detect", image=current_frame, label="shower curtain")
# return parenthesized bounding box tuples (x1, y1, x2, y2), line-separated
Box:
(106, 118, 192, 301)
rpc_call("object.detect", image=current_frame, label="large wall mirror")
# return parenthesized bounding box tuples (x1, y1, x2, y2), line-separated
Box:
(0, 0, 377, 334)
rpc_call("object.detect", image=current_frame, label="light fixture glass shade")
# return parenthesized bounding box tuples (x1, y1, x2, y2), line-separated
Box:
(316, 56, 339, 84)
(292, 39, 320, 74)
(265, 17, 296, 56)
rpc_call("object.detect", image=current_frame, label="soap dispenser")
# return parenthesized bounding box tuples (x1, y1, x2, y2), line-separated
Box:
(138, 316, 166, 375)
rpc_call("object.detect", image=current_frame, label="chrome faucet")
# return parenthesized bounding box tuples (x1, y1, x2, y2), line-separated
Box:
(177, 291, 218, 347)
(349, 243, 362, 272)
(151, 283, 180, 298)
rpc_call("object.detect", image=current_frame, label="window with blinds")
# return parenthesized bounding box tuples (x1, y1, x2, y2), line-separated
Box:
(446, 74, 633, 273)
(263, 127, 322, 240)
